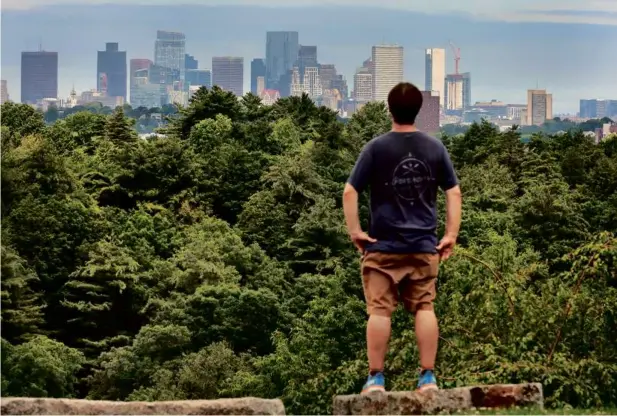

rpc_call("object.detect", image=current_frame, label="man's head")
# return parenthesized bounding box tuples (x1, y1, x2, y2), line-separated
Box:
(387, 82, 423, 126)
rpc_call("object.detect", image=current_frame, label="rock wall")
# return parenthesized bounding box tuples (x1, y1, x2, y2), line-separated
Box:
(0, 397, 286, 415)
(333, 383, 543, 415)
(1, 383, 543, 415)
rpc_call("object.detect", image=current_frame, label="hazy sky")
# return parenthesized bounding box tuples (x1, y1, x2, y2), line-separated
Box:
(3, 0, 617, 24)
(2, 1, 616, 113)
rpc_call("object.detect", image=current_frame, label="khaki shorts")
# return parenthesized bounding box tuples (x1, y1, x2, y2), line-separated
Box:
(361, 251, 439, 317)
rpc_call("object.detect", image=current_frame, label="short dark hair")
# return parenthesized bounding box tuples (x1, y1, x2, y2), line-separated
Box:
(387, 82, 423, 125)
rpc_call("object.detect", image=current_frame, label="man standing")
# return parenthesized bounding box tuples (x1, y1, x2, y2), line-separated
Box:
(343, 82, 462, 393)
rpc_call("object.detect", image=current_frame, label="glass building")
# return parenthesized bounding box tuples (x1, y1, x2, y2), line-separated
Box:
(21, 51, 58, 104)
(97, 42, 127, 101)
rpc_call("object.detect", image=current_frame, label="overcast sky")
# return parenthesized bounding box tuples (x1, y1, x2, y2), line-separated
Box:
(3, 0, 617, 25)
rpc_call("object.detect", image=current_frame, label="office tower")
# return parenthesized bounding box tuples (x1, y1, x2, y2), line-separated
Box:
(507, 104, 527, 120)
(266, 31, 299, 92)
(425, 48, 446, 107)
(462, 72, 471, 109)
(256, 76, 265, 96)
(212, 57, 244, 96)
(580, 99, 617, 118)
(416, 91, 440, 134)
(319, 64, 337, 89)
(97, 42, 127, 100)
(129, 59, 153, 103)
(445, 72, 471, 114)
(251, 58, 266, 94)
(297, 45, 317, 82)
(331, 75, 348, 100)
(278, 70, 293, 97)
(21, 51, 58, 104)
(290, 65, 322, 100)
(132, 84, 162, 109)
(186, 69, 212, 88)
(303, 67, 322, 99)
(526, 89, 553, 126)
(185, 54, 198, 70)
(290, 67, 303, 96)
(1, 80, 9, 104)
(371, 45, 403, 103)
(354, 66, 373, 102)
(154, 30, 186, 84)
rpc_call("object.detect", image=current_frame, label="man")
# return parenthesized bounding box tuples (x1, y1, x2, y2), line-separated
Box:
(343, 82, 462, 394)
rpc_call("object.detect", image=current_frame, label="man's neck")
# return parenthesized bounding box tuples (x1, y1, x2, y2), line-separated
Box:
(391, 123, 418, 133)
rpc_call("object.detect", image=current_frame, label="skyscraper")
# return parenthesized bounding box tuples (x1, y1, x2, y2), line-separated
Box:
(129, 58, 153, 103)
(186, 69, 212, 88)
(580, 99, 617, 118)
(185, 54, 198, 70)
(526, 89, 553, 126)
(319, 64, 337, 90)
(154, 30, 186, 85)
(371, 45, 403, 103)
(21, 51, 58, 104)
(251, 58, 266, 94)
(445, 72, 471, 114)
(424, 48, 446, 107)
(1, 80, 9, 104)
(212, 57, 244, 97)
(297, 45, 317, 83)
(354, 67, 373, 102)
(97, 42, 127, 100)
(266, 31, 299, 92)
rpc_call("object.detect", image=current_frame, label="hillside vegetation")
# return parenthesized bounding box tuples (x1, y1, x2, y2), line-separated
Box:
(1, 88, 616, 414)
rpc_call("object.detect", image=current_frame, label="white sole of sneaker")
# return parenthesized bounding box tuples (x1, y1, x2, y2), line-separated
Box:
(361, 385, 386, 395)
(417, 384, 438, 392)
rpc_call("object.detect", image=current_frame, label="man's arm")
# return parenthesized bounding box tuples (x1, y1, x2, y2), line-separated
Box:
(444, 185, 462, 239)
(343, 183, 362, 236)
(343, 143, 376, 252)
(437, 146, 462, 260)
(343, 183, 376, 252)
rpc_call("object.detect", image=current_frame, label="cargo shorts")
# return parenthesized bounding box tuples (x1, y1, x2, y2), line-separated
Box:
(361, 251, 439, 317)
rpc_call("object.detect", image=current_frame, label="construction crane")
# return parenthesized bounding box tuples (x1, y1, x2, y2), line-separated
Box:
(449, 41, 461, 75)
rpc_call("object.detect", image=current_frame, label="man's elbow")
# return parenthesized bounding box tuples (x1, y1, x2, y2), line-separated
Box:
(446, 185, 462, 200)
(342, 183, 358, 200)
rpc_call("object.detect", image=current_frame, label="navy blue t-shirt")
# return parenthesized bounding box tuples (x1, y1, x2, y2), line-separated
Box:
(347, 131, 459, 254)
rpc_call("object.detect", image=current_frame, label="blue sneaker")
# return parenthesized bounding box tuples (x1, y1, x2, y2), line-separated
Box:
(361, 372, 386, 394)
(417, 369, 438, 391)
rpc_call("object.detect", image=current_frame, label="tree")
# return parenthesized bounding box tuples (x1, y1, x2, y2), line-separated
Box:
(105, 107, 137, 144)
(0, 245, 45, 343)
(1, 336, 85, 398)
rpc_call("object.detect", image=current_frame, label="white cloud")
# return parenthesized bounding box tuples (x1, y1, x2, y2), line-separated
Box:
(2, 0, 616, 25)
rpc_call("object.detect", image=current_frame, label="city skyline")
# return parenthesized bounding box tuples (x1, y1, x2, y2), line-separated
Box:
(2, 3, 616, 112)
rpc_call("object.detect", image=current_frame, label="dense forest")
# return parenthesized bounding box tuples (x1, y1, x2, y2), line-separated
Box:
(1, 87, 616, 414)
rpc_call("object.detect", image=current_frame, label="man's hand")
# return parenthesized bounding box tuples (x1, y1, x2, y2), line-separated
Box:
(436, 234, 457, 260)
(350, 231, 376, 253)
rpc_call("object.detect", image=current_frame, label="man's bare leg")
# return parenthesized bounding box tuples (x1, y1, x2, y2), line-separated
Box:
(415, 308, 439, 390)
(415, 309, 438, 369)
(367, 315, 392, 372)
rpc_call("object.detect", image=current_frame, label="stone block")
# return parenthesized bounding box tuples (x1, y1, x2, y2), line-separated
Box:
(332, 383, 543, 415)
(0, 397, 286, 415)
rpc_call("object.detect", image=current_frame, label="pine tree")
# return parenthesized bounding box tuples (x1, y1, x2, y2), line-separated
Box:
(105, 107, 137, 144)
(0, 245, 45, 342)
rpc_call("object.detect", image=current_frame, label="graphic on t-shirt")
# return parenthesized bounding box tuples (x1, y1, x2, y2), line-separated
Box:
(390, 153, 433, 203)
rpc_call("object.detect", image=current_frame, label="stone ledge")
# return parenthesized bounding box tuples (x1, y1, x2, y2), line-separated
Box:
(333, 383, 543, 415)
(0, 397, 286, 415)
